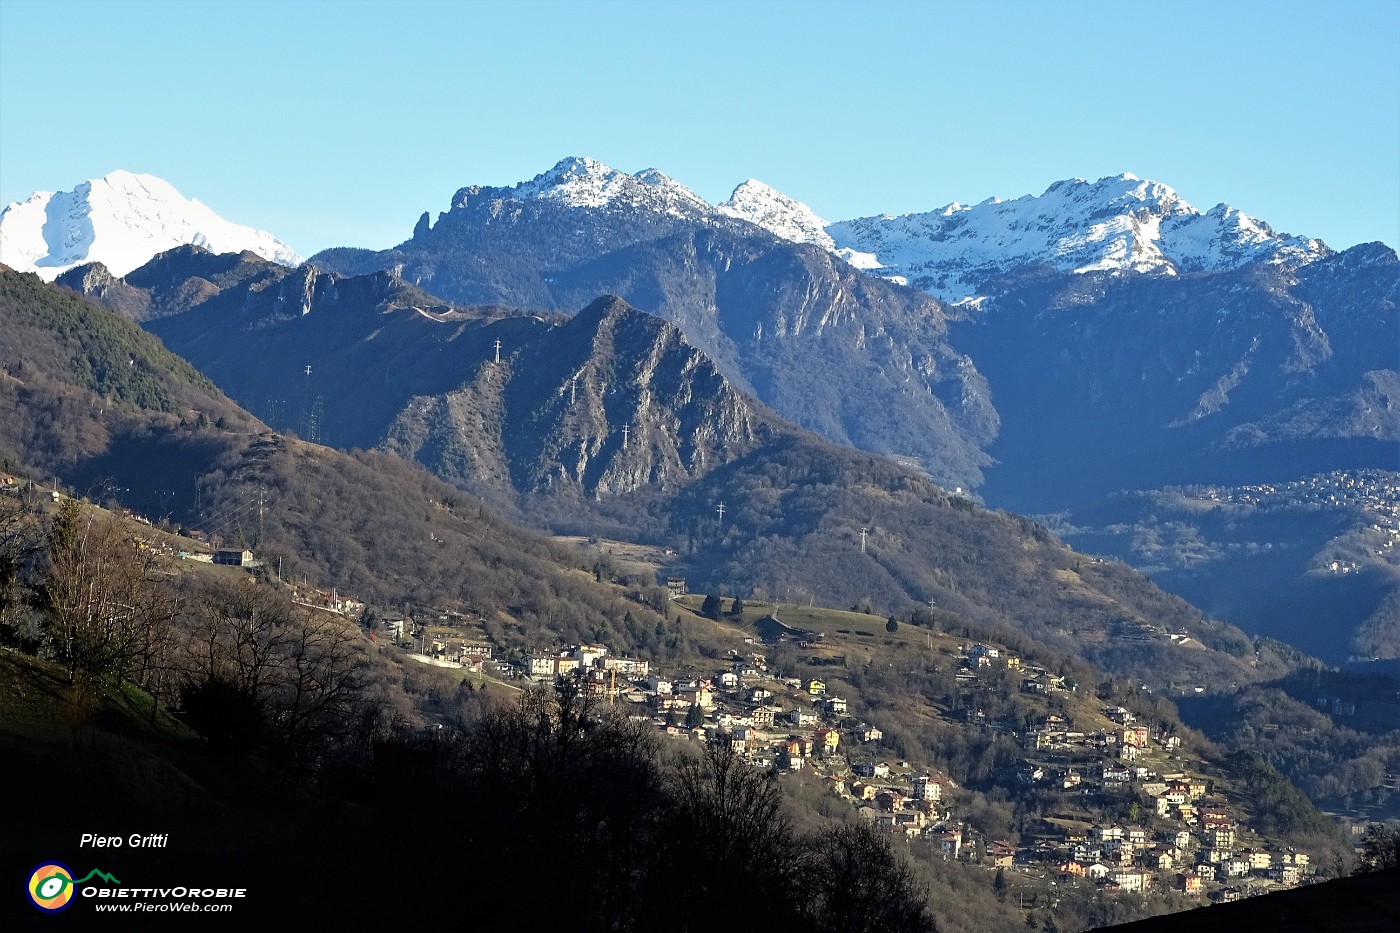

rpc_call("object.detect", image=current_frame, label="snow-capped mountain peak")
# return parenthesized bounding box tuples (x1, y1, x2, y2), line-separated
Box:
(510, 156, 622, 206)
(0, 170, 301, 281)
(713, 179, 884, 271)
(510, 156, 712, 218)
(718, 179, 834, 249)
(455, 159, 1334, 301)
(827, 173, 1331, 300)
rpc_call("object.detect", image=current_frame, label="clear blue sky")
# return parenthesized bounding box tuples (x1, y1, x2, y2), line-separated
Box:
(2, 0, 1397, 257)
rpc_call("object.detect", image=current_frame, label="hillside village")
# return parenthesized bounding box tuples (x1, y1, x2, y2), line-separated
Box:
(5, 475, 1325, 912)
(390, 591, 1319, 908)
(1156, 469, 1400, 576)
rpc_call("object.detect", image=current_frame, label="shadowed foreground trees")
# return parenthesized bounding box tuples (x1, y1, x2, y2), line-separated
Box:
(5, 497, 372, 769)
(803, 823, 938, 933)
(354, 678, 937, 932)
(178, 578, 369, 772)
(1358, 822, 1400, 872)
(0, 494, 37, 648)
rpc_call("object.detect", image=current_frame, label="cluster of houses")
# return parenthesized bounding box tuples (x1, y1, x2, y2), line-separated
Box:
(501, 642, 888, 774)
(956, 643, 1077, 696)
(386, 618, 1317, 906)
(1013, 704, 1313, 899)
(525, 644, 652, 683)
(1042, 815, 1310, 899)
(374, 613, 499, 669)
(1188, 470, 1400, 574)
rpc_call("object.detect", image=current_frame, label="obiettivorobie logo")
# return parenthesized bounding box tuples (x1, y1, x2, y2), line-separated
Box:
(27, 863, 121, 913)
(26, 861, 248, 914)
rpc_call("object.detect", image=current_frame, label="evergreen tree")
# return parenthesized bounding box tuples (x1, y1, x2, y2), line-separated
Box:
(701, 593, 722, 620)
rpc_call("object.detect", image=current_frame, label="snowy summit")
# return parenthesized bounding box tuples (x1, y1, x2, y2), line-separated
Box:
(509, 156, 714, 220)
(502, 161, 1330, 302)
(718, 179, 835, 249)
(0, 170, 302, 281)
(825, 173, 1332, 300)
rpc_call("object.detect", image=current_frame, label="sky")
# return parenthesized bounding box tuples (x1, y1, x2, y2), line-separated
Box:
(1, 0, 1397, 257)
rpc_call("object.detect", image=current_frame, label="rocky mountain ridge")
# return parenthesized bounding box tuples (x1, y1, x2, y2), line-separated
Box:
(311, 174, 999, 491)
(431, 157, 1339, 302)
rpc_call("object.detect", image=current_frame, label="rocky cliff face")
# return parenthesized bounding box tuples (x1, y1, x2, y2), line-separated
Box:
(308, 159, 999, 491)
(63, 250, 780, 506)
(384, 295, 778, 500)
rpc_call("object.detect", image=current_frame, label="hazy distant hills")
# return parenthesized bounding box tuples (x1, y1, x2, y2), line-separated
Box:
(948, 246, 1398, 663)
(954, 243, 1399, 511)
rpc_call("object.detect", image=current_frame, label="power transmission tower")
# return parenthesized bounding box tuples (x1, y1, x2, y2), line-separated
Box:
(716, 501, 726, 530)
(860, 527, 868, 553)
(493, 339, 502, 365)
(621, 426, 630, 449)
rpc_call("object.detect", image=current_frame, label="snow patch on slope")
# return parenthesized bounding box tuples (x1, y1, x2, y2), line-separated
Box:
(715, 178, 883, 269)
(0, 170, 302, 281)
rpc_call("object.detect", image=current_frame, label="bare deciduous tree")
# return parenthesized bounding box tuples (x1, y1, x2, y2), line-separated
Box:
(31, 499, 173, 686)
(179, 578, 369, 766)
(800, 822, 938, 933)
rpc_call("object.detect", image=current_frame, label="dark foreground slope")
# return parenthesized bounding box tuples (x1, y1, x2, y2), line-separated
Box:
(1100, 867, 1400, 933)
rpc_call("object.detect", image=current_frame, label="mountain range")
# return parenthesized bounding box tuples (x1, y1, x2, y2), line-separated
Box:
(11, 264, 1385, 933)
(2, 264, 1305, 692)
(18, 157, 1399, 664)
